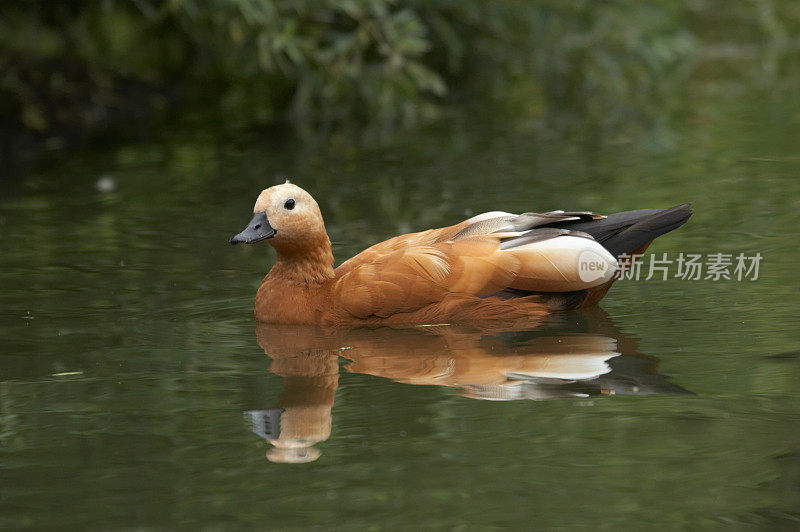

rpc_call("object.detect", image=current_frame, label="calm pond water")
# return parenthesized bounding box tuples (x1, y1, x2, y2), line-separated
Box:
(2, 73, 800, 528)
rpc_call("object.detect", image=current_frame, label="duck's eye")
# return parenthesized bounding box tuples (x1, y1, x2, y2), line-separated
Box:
(284, 198, 295, 210)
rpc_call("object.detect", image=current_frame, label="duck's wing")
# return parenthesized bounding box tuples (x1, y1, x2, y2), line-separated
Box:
(450, 210, 603, 240)
(330, 228, 616, 320)
(335, 226, 459, 276)
(335, 210, 602, 276)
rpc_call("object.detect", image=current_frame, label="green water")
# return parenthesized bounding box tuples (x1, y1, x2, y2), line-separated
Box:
(3, 76, 800, 528)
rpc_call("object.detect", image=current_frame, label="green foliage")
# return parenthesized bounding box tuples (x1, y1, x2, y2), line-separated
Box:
(0, 0, 798, 146)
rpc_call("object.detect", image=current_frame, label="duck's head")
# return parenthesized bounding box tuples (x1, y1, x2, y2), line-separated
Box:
(230, 183, 328, 253)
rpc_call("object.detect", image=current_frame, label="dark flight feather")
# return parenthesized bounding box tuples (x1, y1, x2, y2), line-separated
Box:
(543, 203, 693, 258)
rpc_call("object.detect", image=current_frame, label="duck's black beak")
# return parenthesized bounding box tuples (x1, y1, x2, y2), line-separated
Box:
(230, 212, 277, 245)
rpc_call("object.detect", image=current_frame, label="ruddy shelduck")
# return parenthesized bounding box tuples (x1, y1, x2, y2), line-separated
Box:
(231, 183, 691, 325)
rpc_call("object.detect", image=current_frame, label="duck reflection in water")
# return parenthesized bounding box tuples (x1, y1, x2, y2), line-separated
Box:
(245, 308, 691, 463)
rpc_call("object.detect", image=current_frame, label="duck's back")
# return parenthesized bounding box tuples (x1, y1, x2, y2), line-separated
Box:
(324, 205, 691, 324)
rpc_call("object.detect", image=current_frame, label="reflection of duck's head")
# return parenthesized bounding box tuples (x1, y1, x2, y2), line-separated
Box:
(263, 402, 330, 464)
(244, 408, 328, 463)
(245, 405, 330, 464)
(249, 327, 340, 463)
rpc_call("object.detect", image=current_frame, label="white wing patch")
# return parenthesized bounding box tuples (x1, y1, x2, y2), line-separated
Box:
(503, 235, 618, 290)
(464, 211, 516, 224)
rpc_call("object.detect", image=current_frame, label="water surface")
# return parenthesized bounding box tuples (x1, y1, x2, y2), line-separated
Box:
(2, 75, 800, 529)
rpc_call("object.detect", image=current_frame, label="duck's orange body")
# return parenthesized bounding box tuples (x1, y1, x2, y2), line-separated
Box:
(231, 184, 691, 325)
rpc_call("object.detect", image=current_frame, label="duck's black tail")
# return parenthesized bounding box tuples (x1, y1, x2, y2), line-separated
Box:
(548, 203, 693, 258)
(539, 203, 692, 310)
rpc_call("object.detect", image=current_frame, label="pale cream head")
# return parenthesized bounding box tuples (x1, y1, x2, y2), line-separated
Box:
(251, 183, 328, 252)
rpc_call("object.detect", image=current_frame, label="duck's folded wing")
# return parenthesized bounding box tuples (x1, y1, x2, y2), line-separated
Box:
(331, 229, 617, 319)
(335, 210, 602, 276)
(451, 210, 603, 240)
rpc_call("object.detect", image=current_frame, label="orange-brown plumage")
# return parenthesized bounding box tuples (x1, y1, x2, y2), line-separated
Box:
(231, 184, 691, 325)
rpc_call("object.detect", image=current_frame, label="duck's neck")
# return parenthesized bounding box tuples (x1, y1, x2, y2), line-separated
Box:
(268, 237, 335, 284)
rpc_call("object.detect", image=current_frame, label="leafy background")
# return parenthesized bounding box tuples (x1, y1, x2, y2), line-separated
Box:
(3, 0, 798, 161)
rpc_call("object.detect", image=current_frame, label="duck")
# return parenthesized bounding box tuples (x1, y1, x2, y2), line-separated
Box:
(230, 183, 691, 325)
